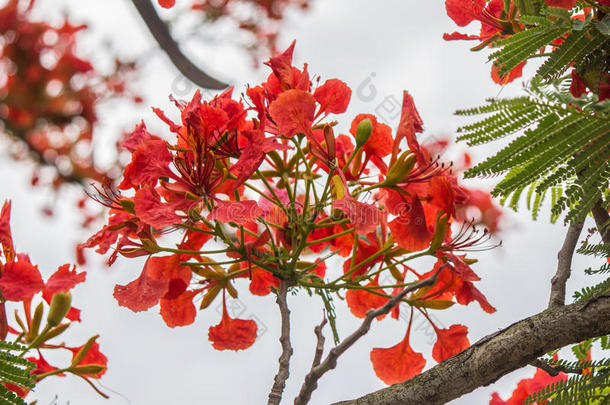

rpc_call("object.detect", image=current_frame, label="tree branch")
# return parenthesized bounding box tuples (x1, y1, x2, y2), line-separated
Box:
(130, 0, 228, 90)
(333, 294, 610, 405)
(267, 279, 293, 405)
(548, 221, 583, 307)
(294, 265, 447, 405)
(311, 315, 328, 369)
(592, 200, 610, 245)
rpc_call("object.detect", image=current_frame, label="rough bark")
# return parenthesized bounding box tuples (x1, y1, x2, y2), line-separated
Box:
(334, 294, 610, 405)
(131, 0, 228, 90)
(268, 280, 293, 405)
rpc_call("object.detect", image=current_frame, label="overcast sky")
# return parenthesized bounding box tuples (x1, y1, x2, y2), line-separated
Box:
(0, 1, 604, 404)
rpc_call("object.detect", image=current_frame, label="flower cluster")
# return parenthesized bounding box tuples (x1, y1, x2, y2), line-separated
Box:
(0, 201, 107, 399)
(0, 0, 138, 213)
(82, 41, 502, 384)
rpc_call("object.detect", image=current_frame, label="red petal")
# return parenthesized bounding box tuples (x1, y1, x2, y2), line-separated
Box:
(342, 240, 383, 278)
(122, 122, 159, 152)
(332, 196, 379, 235)
(0, 258, 44, 301)
(0, 201, 14, 262)
(264, 40, 296, 89)
(350, 114, 393, 161)
(208, 309, 257, 351)
(491, 61, 526, 85)
(134, 186, 182, 229)
(370, 331, 426, 384)
(118, 138, 173, 190)
(249, 268, 280, 296)
(146, 254, 191, 299)
(445, 0, 486, 27)
(28, 353, 62, 376)
(46, 264, 86, 293)
(395, 91, 426, 166)
(314, 79, 352, 114)
(208, 200, 261, 225)
(443, 32, 481, 41)
(160, 290, 198, 327)
(456, 281, 496, 313)
(388, 196, 433, 252)
(489, 393, 509, 405)
(178, 224, 213, 251)
(432, 324, 470, 362)
(346, 283, 389, 319)
(269, 89, 316, 138)
(113, 258, 168, 312)
(427, 175, 456, 217)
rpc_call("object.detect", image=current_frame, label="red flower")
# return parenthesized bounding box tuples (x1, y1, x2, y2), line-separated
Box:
(45, 264, 86, 293)
(432, 324, 470, 362)
(208, 300, 258, 351)
(314, 79, 352, 115)
(117, 134, 173, 191)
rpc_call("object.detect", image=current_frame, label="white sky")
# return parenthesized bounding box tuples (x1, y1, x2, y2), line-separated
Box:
(0, 0, 604, 404)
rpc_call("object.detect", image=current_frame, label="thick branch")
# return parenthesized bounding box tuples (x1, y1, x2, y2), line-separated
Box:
(267, 279, 293, 405)
(548, 221, 583, 307)
(294, 265, 446, 405)
(130, 0, 228, 90)
(333, 294, 610, 405)
(592, 200, 610, 245)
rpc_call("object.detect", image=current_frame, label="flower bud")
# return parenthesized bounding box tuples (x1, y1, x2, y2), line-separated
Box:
(332, 175, 345, 199)
(429, 214, 449, 252)
(384, 152, 416, 186)
(355, 118, 373, 147)
(46, 292, 72, 328)
(71, 335, 99, 367)
(70, 364, 106, 376)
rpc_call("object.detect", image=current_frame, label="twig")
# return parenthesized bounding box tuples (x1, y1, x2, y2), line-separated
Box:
(130, 0, 228, 90)
(530, 358, 583, 377)
(592, 200, 610, 245)
(311, 314, 328, 369)
(294, 264, 448, 405)
(267, 279, 293, 405)
(548, 221, 583, 307)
